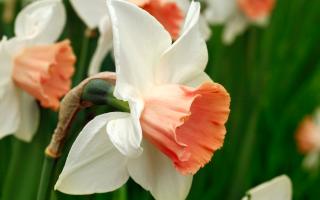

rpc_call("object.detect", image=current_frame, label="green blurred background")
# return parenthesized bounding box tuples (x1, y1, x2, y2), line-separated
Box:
(1, 0, 320, 199)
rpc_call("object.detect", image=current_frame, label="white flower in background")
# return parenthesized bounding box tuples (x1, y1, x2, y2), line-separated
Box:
(0, 0, 76, 141)
(70, 0, 211, 76)
(242, 175, 292, 200)
(203, 0, 275, 44)
(55, 1, 230, 199)
(295, 109, 320, 171)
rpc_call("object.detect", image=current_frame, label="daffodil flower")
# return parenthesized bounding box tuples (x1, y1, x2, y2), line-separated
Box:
(55, 1, 230, 199)
(204, 0, 275, 44)
(295, 110, 320, 171)
(70, 0, 210, 76)
(242, 175, 292, 200)
(0, 0, 76, 141)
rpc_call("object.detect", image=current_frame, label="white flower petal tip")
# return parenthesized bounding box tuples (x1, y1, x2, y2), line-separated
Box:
(15, 0, 66, 44)
(107, 0, 172, 94)
(242, 175, 292, 200)
(55, 113, 130, 195)
(158, 1, 208, 85)
(70, 0, 107, 29)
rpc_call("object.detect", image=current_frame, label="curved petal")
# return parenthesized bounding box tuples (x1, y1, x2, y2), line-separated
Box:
(88, 16, 113, 76)
(107, 0, 172, 96)
(222, 13, 248, 45)
(14, 91, 39, 142)
(15, 0, 66, 44)
(127, 141, 193, 200)
(106, 112, 143, 157)
(70, 0, 107, 29)
(157, 2, 208, 85)
(55, 113, 129, 195)
(242, 175, 292, 200)
(0, 81, 20, 139)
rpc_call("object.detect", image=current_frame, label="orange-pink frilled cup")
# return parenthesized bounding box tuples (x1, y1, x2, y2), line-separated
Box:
(12, 40, 76, 111)
(141, 82, 230, 175)
(295, 116, 320, 154)
(237, 0, 275, 20)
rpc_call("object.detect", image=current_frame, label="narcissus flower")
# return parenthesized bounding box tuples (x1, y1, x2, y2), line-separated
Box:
(204, 0, 275, 44)
(295, 110, 320, 170)
(70, 0, 209, 76)
(55, 1, 230, 199)
(0, 0, 76, 141)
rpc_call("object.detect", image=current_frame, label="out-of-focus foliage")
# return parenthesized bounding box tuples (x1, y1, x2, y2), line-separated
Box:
(0, 0, 320, 199)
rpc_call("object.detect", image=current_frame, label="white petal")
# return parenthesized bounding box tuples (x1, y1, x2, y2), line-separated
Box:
(222, 13, 248, 45)
(15, 0, 66, 44)
(127, 141, 193, 200)
(157, 2, 208, 85)
(184, 72, 212, 87)
(242, 175, 292, 200)
(253, 16, 270, 27)
(0, 37, 12, 82)
(55, 113, 129, 195)
(0, 81, 20, 139)
(107, 0, 172, 96)
(302, 151, 320, 171)
(70, 0, 107, 29)
(106, 113, 142, 157)
(173, 0, 189, 12)
(88, 15, 113, 76)
(199, 15, 212, 41)
(204, 0, 236, 25)
(14, 91, 39, 142)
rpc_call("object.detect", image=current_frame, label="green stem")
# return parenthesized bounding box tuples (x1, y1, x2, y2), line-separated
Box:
(81, 79, 130, 112)
(37, 156, 56, 200)
(106, 96, 130, 112)
(112, 185, 127, 200)
(74, 28, 92, 85)
(227, 110, 259, 200)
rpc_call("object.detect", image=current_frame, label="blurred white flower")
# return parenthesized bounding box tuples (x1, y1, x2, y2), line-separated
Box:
(295, 109, 320, 171)
(242, 175, 292, 200)
(55, 1, 230, 199)
(204, 0, 275, 44)
(0, 0, 75, 142)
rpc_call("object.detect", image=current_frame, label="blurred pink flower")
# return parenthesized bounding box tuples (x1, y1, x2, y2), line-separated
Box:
(204, 0, 276, 44)
(295, 116, 320, 154)
(238, 0, 275, 21)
